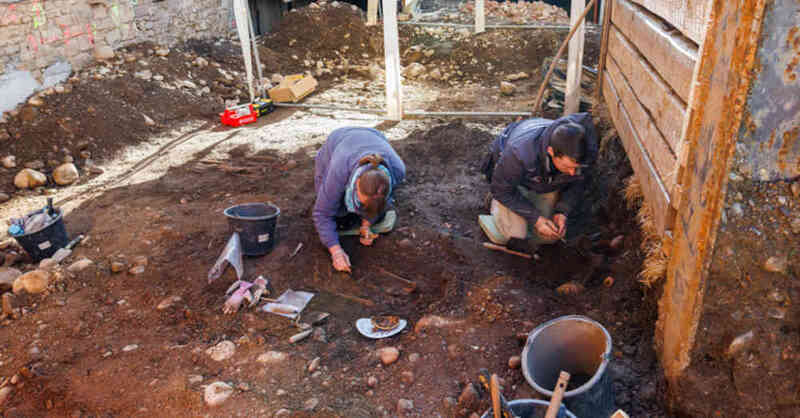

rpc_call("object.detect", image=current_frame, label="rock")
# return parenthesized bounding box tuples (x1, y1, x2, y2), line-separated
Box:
(0, 193, 9, 203)
(609, 234, 624, 249)
(143, 114, 155, 126)
(67, 258, 94, 273)
(726, 330, 754, 358)
(0, 386, 13, 406)
(257, 351, 288, 364)
(178, 80, 197, 89)
(204, 382, 233, 407)
(122, 344, 138, 352)
(0, 267, 22, 289)
(206, 340, 236, 361)
(0, 129, 9, 141)
(194, 57, 208, 67)
(274, 409, 291, 417)
(24, 160, 45, 169)
(53, 163, 79, 185)
(764, 256, 788, 274)
(133, 256, 148, 267)
(111, 261, 127, 273)
(290, 329, 312, 343)
(415, 315, 464, 333)
(367, 376, 378, 387)
(304, 397, 319, 410)
(500, 81, 515, 95)
(401, 370, 414, 384)
(1, 155, 14, 168)
(378, 347, 400, 365)
(458, 383, 479, 409)
(508, 355, 521, 369)
(84, 159, 104, 174)
(556, 281, 584, 296)
(271, 73, 284, 84)
(128, 265, 145, 275)
(157, 296, 182, 310)
(402, 63, 426, 79)
(155, 48, 170, 57)
(13, 270, 50, 294)
(135, 70, 152, 81)
(408, 353, 420, 363)
(397, 399, 414, 413)
(20, 106, 39, 123)
(506, 72, 529, 81)
(188, 374, 203, 385)
(14, 169, 47, 189)
(28, 96, 44, 107)
(308, 357, 321, 373)
(94, 45, 115, 60)
(398, 238, 413, 249)
(39, 257, 59, 270)
(397, 12, 412, 21)
(429, 68, 443, 80)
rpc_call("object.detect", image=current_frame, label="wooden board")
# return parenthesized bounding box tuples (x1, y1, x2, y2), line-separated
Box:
(627, 0, 710, 45)
(657, 0, 766, 382)
(608, 25, 687, 155)
(596, 0, 613, 100)
(611, 0, 698, 102)
(606, 55, 677, 191)
(602, 71, 670, 234)
(564, 0, 587, 115)
(382, 0, 403, 120)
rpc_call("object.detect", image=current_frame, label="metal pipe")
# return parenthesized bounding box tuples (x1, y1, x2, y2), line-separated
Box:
(398, 21, 600, 32)
(274, 103, 530, 117)
(273, 103, 386, 114)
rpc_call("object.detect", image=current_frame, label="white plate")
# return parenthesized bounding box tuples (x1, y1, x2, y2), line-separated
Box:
(355, 318, 407, 339)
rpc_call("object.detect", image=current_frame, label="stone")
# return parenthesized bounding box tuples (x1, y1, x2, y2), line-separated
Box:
(94, 45, 115, 60)
(257, 351, 288, 364)
(274, 408, 291, 417)
(133, 256, 148, 267)
(402, 63, 426, 79)
(415, 315, 464, 333)
(194, 57, 208, 67)
(53, 163, 79, 185)
(135, 70, 152, 81)
(122, 344, 138, 352)
(28, 96, 44, 107)
(14, 169, 47, 189)
(378, 347, 400, 365)
(13, 270, 50, 294)
(128, 265, 145, 275)
(508, 355, 521, 369)
(143, 114, 155, 126)
(84, 159, 104, 174)
(401, 370, 414, 384)
(726, 330, 754, 358)
(111, 261, 127, 273)
(204, 382, 233, 407)
(506, 72, 529, 81)
(0, 386, 13, 406)
(303, 397, 319, 410)
(157, 296, 182, 310)
(308, 357, 321, 372)
(155, 48, 170, 57)
(67, 258, 94, 273)
(188, 374, 203, 384)
(764, 256, 788, 274)
(367, 376, 378, 387)
(24, 160, 44, 169)
(500, 81, 515, 95)
(398, 238, 413, 249)
(206, 341, 236, 361)
(0, 267, 22, 289)
(397, 399, 414, 413)
(458, 383, 479, 409)
(178, 80, 197, 89)
(0, 193, 9, 203)
(429, 68, 443, 80)
(408, 353, 420, 363)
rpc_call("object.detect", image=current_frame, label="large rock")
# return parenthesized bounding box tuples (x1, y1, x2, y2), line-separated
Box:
(402, 63, 426, 79)
(500, 81, 516, 95)
(42, 61, 72, 88)
(53, 163, 79, 185)
(377, 347, 400, 365)
(13, 270, 50, 294)
(94, 45, 115, 60)
(0, 267, 22, 290)
(257, 351, 288, 364)
(2, 155, 16, 168)
(206, 340, 236, 361)
(204, 382, 233, 407)
(14, 168, 47, 189)
(0, 70, 41, 114)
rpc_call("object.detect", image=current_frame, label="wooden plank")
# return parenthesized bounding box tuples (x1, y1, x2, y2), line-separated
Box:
(627, 0, 710, 45)
(606, 54, 677, 192)
(602, 71, 670, 233)
(382, 0, 403, 120)
(367, 0, 378, 26)
(608, 25, 687, 155)
(596, 0, 613, 100)
(565, 0, 587, 115)
(657, 0, 766, 383)
(475, 0, 485, 34)
(611, 0, 698, 103)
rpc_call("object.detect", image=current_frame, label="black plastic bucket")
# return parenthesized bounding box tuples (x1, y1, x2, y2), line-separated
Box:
(522, 315, 615, 418)
(223, 203, 280, 256)
(480, 399, 577, 418)
(13, 208, 69, 262)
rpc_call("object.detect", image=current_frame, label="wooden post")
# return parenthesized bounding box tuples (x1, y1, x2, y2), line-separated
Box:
(475, 0, 485, 34)
(367, 0, 378, 26)
(564, 0, 586, 115)
(656, 0, 766, 383)
(595, 0, 612, 102)
(382, 0, 403, 120)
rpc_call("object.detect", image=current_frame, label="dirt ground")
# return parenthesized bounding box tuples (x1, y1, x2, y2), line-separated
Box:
(1, 3, 671, 417)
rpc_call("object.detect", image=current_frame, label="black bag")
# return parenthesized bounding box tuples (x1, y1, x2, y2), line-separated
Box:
(480, 147, 496, 183)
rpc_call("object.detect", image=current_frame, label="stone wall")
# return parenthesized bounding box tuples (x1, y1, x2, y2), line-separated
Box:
(0, 0, 233, 79)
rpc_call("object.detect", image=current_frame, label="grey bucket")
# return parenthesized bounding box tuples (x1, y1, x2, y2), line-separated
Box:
(223, 203, 280, 256)
(480, 399, 577, 418)
(521, 315, 615, 418)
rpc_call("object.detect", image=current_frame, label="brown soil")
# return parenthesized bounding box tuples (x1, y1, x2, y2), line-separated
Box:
(0, 4, 672, 417)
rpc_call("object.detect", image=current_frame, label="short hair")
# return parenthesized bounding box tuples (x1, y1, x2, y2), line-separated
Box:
(357, 154, 390, 220)
(549, 122, 586, 162)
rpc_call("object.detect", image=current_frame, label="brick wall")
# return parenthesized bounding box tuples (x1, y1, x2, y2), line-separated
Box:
(0, 0, 233, 79)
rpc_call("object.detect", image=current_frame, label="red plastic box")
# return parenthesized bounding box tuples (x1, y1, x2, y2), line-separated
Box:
(220, 104, 258, 127)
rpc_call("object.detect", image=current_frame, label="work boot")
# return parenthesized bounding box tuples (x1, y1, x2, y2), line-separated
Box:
(478, 214, 509, 245)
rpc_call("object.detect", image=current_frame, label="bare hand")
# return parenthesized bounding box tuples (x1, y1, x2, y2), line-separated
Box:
(359, 225, 378, 246)
(553, 213, 567, 238)
(330, 245, 352, 273)
(534, 216, 561, 240)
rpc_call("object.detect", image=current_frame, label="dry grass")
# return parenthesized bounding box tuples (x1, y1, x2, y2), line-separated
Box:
(623, 175, 643, 210)
(622, 175, 668, 286)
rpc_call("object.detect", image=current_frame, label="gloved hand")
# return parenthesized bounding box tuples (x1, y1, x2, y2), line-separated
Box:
(534, 216, 561, 240)
(329, 245, 352, 273)
(359, 225, 378, 246)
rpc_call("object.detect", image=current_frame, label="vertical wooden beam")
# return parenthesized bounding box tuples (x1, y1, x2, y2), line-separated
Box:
(565, 0, 586, 115)
(382, 0, 403, 120)
(596, 0, 612, 102)
(367, 0, 378, 26)
(475, 0, 485, 34)
(656, 0, 766, 383)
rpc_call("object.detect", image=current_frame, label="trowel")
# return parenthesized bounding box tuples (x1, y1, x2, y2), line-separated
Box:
(208, 232, 244, 283)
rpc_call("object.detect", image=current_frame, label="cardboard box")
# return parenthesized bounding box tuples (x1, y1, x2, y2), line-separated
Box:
(268, 74, 317, 103)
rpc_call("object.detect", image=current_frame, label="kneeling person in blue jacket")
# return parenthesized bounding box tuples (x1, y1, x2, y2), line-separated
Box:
(313, 127, 406, 273)
(479, 113, 598, 252)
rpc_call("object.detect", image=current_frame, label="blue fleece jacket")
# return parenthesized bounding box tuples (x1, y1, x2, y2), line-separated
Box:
(313, 127, 406, 249)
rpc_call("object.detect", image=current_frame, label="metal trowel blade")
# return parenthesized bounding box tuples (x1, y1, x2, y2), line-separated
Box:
(208, 232, 244, 283)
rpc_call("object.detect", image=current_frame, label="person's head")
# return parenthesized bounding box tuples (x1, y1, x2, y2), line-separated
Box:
(547, 122, 587, 176)
(356, 154, 390, 219)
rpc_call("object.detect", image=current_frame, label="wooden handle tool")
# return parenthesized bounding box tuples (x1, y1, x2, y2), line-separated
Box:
(544, 371, 571, 418)
(483, 242, 532, 259)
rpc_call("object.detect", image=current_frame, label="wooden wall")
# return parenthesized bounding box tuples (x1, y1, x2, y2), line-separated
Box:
(599, 0, 702, 234)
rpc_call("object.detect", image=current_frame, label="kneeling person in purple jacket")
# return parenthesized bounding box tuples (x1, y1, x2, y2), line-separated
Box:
(313, 127, 406, 273)
(478, 113, 598, 253)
